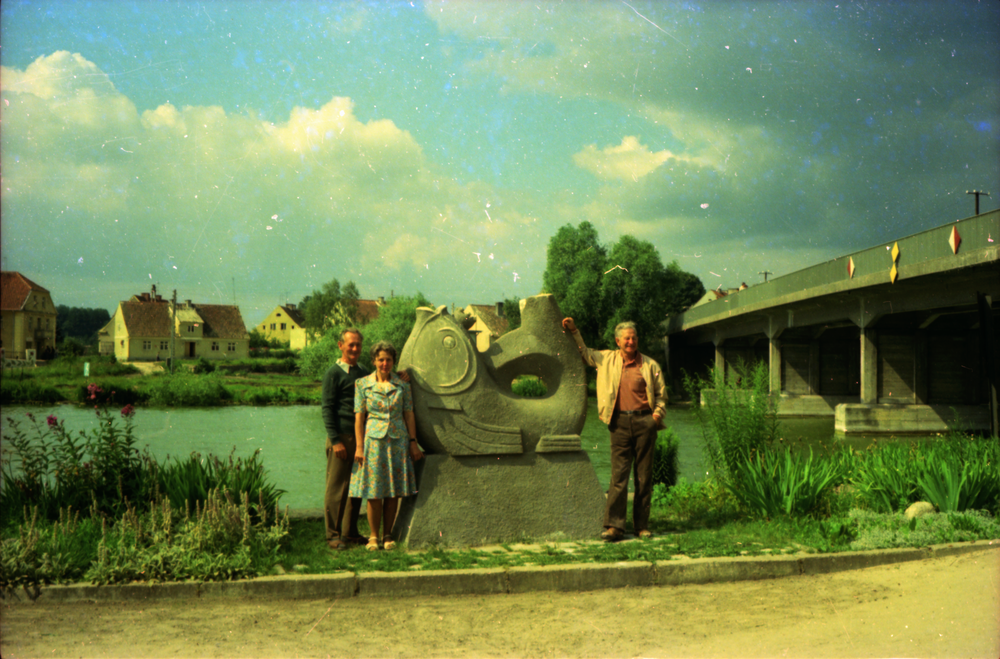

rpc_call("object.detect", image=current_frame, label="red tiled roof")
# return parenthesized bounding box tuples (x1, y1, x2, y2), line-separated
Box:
(196, 304, 249, 340)
(119, 300, 248, 340)
(467, 304, 510, 337)
(119, 301, 172, 337)
(279, 305, 306, 327)
(1, 271, 50, 311)
(354, 299, 382, 324)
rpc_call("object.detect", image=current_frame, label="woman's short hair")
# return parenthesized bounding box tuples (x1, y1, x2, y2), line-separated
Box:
(369, 340, 397, 363)
(614, 321, 637, 339)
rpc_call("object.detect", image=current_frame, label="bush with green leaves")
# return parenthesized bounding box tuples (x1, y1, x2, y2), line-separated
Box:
(652, 427, 679, 488)
(74, 379, 146, 406)
(684, 360, 778, 484)
(0, 379, 63, 405)
(725, 446, 846, 519)
(1, 394, 148, 525)
(298, 293, 432, 377)
(85, 491, 288, 585)
(192, 357, 216, 374)
(143, 372, 234, 406)
(510, 376, 547, 398)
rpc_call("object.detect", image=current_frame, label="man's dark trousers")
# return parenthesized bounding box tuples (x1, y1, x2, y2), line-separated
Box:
(325, 433, 361, 541)
(604, 412, 657, 533)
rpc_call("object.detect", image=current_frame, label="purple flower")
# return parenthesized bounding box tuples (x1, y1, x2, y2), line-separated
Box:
(121, 404, 135, 419)
(46, 414, 58, 428)
(25, 412, 35, 421)
(87, 383, 103, 401)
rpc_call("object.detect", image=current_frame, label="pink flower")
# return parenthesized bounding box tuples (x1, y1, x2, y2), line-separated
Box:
(121, 404, 135, 419)
(46, 415, 58, 428)
(87, 383, 103, 401)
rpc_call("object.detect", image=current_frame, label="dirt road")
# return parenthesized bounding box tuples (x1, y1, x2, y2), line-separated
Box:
(2, 549, 997, 658)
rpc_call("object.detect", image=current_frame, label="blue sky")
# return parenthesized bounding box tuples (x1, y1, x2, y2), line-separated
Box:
(2, 0, 997, 326)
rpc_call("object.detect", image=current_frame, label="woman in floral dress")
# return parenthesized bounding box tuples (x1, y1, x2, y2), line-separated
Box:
(351, 340, 423, 550)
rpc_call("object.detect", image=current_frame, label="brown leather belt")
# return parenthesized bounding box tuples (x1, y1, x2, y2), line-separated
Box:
(617, 409, 650, 416)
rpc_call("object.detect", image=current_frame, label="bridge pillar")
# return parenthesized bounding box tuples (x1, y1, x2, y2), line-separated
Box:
(714, 338, 725, 377)
(767, 315, 787, 395)
(860, 328, 878, 404)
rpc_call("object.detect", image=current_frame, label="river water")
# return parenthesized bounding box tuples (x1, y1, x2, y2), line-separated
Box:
(0, 403, 906, 512)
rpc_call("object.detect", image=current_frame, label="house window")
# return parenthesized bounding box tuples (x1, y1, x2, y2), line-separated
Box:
(280, 323, 287, 330)
(270, 323, 276, 330)
(211, 342, 219, 351)
(228, 342, 236, 351)
(160, 341, 169, 350)
(143, 341, 152, 350)
(188, 325, 195, 333)
(277, 313, 282, 317)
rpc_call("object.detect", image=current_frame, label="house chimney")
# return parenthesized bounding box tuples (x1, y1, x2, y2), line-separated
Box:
(151, 284, 157, 297)
(496, 301, 504, 317)
(185, 299, 193, 307)
(287, 303, 295, 310)
(378, 296, 386, 305)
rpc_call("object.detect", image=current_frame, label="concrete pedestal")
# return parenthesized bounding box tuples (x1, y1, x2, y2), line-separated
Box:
(394, 452, 605, 548)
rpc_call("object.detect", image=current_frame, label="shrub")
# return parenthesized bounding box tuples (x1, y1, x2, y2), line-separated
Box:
(143, 373, 233, 406)
(193, 357, 216, 374)
(1, 400, 149, 524)
(86, 492, 288, 585)
(511, 376, 547, 398)
(652, 427, 679, 488)
(684, 360, 778, 483)
(0, 507, 103, 594)
(0, 379, 63, 404)
(651, 477, 739, 528)
(74, 380, 146, 406)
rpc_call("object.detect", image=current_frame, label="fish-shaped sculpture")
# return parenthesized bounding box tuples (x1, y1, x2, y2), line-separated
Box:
(398, 294, 588, 455)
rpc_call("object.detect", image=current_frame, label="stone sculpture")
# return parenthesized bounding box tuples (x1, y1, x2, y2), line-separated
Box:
(394, 294, 605, 547)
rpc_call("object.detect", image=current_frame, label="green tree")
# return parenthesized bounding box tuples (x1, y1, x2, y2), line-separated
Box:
(358, 293, 432, 370)
(541, 222, 606, 348)
(298, 279, 360, 341)
(599, 235, 670, 347)
(501, 297, 522, 333)
(542, 224, 704, 351)
(669, 263, 706, 314)
(298, 293, 432, 377)
(56, 306, 111, 344)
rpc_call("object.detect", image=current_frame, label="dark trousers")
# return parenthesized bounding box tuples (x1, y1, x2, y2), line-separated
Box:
(604, 412, 657, 533)
(325, 433, 362, 541)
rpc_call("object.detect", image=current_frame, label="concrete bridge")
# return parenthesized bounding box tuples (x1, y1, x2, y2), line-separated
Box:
(663, 210, 999, 436)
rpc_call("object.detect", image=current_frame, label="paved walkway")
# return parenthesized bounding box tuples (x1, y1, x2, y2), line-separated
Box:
(2, 546, 997, 658)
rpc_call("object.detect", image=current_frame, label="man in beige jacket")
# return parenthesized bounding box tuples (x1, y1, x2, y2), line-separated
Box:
(562, 317, 667, 541)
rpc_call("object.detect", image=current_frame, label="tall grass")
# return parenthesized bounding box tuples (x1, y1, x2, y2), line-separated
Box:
(684, 360, 778, 483)
(726, 447, 846, 518)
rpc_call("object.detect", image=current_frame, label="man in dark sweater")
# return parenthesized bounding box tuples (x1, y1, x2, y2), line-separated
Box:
(321, 328, 367, 549)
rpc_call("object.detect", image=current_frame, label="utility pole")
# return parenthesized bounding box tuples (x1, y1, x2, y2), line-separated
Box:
(170, 289, 177, 373)
(966, 190, 990, 216)
(759, 270, 773, 283)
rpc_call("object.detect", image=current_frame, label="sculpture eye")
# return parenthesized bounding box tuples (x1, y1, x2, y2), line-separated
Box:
(442, 335, 457, 349)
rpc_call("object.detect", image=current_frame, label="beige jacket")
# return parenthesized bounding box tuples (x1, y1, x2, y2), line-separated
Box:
(569, 330, 667, 426)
